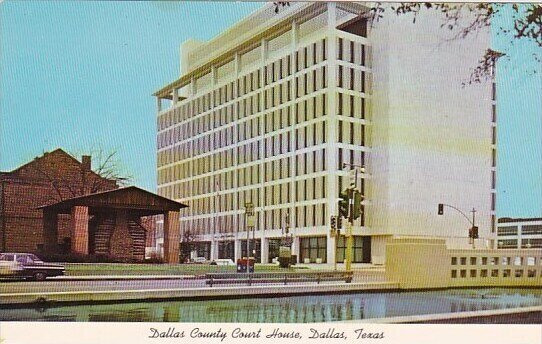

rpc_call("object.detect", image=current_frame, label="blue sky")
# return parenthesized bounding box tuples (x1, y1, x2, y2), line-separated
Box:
(1, 2, 540, 218)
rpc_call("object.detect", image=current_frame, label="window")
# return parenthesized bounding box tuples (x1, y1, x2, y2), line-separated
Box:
(300, 236, 327, 263)
(522, 224, 542, 235)
(336, 236, 366, 263)
(498, 226, 518, 236)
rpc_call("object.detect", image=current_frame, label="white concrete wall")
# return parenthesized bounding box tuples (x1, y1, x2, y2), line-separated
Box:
(368, 6, 494, 243)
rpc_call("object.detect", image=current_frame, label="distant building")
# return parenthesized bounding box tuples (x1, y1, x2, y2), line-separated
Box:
(154, 2, 497, 264)
(0, 149, 117, 253)
(497, 217, 542, 249)
(0, 149, 184, 263)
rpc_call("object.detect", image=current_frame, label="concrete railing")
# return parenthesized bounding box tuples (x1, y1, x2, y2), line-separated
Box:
(448, 248, 541, 287)
(386, 237, 542, 289)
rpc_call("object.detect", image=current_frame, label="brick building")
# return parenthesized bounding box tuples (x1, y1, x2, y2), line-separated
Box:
(0, 149, 117, 253)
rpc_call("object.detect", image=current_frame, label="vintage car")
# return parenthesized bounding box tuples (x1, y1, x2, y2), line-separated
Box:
(0, 253, 65, 281)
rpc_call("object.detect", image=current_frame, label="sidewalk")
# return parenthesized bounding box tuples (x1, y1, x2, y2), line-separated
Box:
(48, 275, 199, 281)
(0, 281, 400, 306)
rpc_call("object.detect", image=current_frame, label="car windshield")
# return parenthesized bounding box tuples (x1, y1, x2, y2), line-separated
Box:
(28, 254, 43, 263)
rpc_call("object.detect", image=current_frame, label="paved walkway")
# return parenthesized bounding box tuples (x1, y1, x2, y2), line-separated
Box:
(48, 275, 195, 281)
(0, 280, 400, 306)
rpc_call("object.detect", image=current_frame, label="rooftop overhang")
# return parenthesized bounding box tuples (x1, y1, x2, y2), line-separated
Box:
(153, 2, 370, 100)
(39, 186, 187, 216)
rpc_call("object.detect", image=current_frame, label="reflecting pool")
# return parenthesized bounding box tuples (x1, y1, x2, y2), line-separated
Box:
(1, 288, 541, 322)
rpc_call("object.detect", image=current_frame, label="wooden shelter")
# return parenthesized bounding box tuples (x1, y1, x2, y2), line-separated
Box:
(40, 186, 186, 263)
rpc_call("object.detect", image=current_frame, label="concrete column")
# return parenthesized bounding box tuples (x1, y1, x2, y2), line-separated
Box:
(258, 38, 267, 236)
(326, 2, 339, 265)
(71, 206, 89, 255)
(172, 88, 178, 106)
(210, 240, 218, 260)
(289, 21, 298, 242)
(327, 235, 336, 264)
(261, 237, 269, 264)
(156, 97, 162, 112)
(234, 238, 241, 260)
(291, 236, 300, 263)
(163, 210, 180, 264)
(190, 77, 197, 96)
(43, 211, 58, 253)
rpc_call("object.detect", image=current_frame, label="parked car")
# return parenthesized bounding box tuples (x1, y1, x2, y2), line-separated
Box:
(210, 259, 236, 266)
(0, 253, 65, 281)
(191, 257, 207, 264)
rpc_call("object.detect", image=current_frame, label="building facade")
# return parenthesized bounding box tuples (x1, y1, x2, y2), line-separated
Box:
(154, 2, 496, 264)
(497, 217, 542, 249)
(0, 149, 117, 253)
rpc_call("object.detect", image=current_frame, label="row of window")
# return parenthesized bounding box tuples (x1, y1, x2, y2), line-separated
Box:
(159, 117, 331, 181)
(179, 174, 328, 218)
(158, 122, 331, 184)
(497, 239, 542, 249)
(158, 149, 366, 205)
(180, 203, 329, 235)
(451, 256, 540, 266)
(337, 66, 365, 93)
(497, 224, 542, 236)
(337, 37, 366, 66)
(451, 269, 539, 278)
(161, 66, 363, 145)
(157, 88, 333, 158)
(158, 38, 334, 131)
(159, 144, 332, 195)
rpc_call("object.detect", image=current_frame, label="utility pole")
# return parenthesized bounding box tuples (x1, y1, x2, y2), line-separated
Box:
(470, 208, 477, 249)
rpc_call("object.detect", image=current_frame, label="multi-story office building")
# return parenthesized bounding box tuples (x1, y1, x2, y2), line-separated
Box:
(497, 217, 542, 249)
(154, 2, 497, 264)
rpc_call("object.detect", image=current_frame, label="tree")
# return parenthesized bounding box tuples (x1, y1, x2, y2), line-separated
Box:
(180, 229, 197, 263)
(275, 2, 541, 84)
(367, 3, 541, 85)
(29, 148, 132, 203)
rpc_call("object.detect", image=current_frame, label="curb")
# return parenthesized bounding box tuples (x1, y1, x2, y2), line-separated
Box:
(48, 275, 202, 281)
(0, 282, 401, 306)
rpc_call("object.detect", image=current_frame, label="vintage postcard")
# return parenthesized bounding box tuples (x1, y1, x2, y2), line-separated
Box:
(0, 1, 540, 343)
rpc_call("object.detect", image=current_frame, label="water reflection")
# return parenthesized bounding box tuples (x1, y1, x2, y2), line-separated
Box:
(1, 288, 540, 322)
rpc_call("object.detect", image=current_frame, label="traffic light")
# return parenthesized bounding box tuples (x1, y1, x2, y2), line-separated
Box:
(352, 190, 363, 220)
(330, 215, 337, 230)
(469, 226, 479, 239)
(338, 191, 349, 219)
(337, 216, 343, 230)
(438, 203, 444, 215)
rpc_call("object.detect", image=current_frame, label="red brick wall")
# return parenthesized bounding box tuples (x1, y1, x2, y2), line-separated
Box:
(0, 150, 117, 253)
